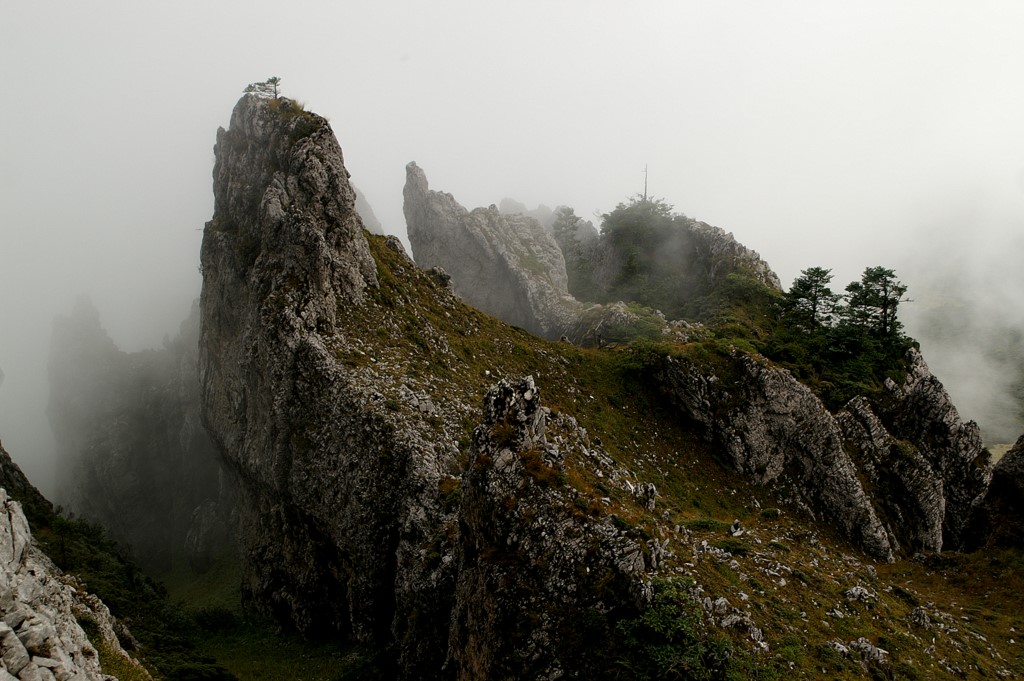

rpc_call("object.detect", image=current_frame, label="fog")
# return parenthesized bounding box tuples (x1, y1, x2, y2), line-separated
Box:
(2, 1, 1023, 493)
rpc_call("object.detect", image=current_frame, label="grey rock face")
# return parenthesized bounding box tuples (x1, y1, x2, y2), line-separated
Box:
(966, 433, 1024, 549)
(201, 96, 452, 671)
(199, 96, 657, 679)
(658, 351, 895, 561)
(451, 377, 649, 680)
(403, 163, 781, 344)
(578, 214, 782, 320)
(877, 348, 992, 550)
(0, 444, 51, 533)
(837, 397, 944, 553)
(0, 485, 149, 680)
(657, 346, 994, 558)
(403, 162, 583, 339)
(687, 220, 782, 291)
(48, 298, 233, 573)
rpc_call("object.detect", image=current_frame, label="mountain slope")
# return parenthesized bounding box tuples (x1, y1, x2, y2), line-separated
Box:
(193, 93, 1021, 679)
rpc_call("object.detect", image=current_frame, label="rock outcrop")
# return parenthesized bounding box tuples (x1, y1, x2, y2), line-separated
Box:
(658, 350, 896, 560)
(452, 377, 649, 679)
(686, 219, 782, 292)
(403, 162, 583, 339)
(199, 95, 655, 678)
(194, 92, 1016, 679)
(0, 442, 52, 533)
(837, 397, 944, 553)
(578, 213, 782, 321)
(403, 163, 783, 342)
(875, 348, 992, 550)
(657, 347, 993, 558)
(201, 94, 447, 668)
(48, 298, 233, 573)
(966, 433, 1024, 549)
(0, 444, 149, 681)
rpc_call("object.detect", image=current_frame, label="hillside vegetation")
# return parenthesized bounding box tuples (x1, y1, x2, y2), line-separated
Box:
(323, 233, 1023, 679)
(14, 229, 1019, 679)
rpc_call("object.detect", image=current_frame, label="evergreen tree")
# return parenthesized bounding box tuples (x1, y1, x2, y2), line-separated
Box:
(552, 205, 582, 245)
(842, 266, 909, 337)
(552, 206, 601, 301)
(784, 267, 840, 329)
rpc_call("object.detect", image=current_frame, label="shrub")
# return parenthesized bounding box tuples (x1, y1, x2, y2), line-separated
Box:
(615, 578, 735, 680)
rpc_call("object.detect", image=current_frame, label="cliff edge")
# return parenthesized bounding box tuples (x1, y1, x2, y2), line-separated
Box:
(404, 162, 583, 339)
(0, 441, 150, 680)
(200, 94, 667, 678)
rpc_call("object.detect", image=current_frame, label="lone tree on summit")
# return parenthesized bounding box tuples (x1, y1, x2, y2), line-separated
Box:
(244, 76, 281, 99)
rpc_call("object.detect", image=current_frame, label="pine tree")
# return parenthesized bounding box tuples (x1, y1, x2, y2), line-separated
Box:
(784, 267, 840, 329)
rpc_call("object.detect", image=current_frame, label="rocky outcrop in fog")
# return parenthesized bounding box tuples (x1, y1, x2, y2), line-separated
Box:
(47, 298, 234, 573)
(403, 162, 584, 340)
(658, 347, 991, 558)
(192, 92, 1018, 679)
(576, 213, 783, 320)
(686, 219, 782, 291)
(0, 443, 149, 681)
(201, 93, 434, 661)
(199, 95, 655, 678)
(873, 349, 992, 550)
(0, 440, 52, 530)
(403, 163, 783, 342)
(966, 433, 1024, 549)
(452, 377, 650, 679)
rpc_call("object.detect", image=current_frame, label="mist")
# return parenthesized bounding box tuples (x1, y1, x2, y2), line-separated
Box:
(3, 2, 1024, 492)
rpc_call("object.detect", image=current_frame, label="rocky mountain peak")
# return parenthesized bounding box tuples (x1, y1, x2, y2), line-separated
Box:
(207, 94, 377, 303)
(403, 162, 582, 339)
(879, 348, 992, 548)
(201, 93, 380, 488)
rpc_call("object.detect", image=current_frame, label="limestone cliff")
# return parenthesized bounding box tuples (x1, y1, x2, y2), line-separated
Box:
(403, 162, 584, 339)
(402, 165, 783, 342)
(48, 298, 232, 573)
(201, 95, 455, 668)
(687, 219, 782, 292)
(452, 377, 651, 679)
(658, 350, 896, 560)
(199, 95, 656, 678)
(657, 346, 991, 559)
(0, 442, 150, 681)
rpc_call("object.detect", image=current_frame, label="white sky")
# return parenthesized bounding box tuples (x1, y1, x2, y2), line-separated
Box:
(2, 1, 1024, 489)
